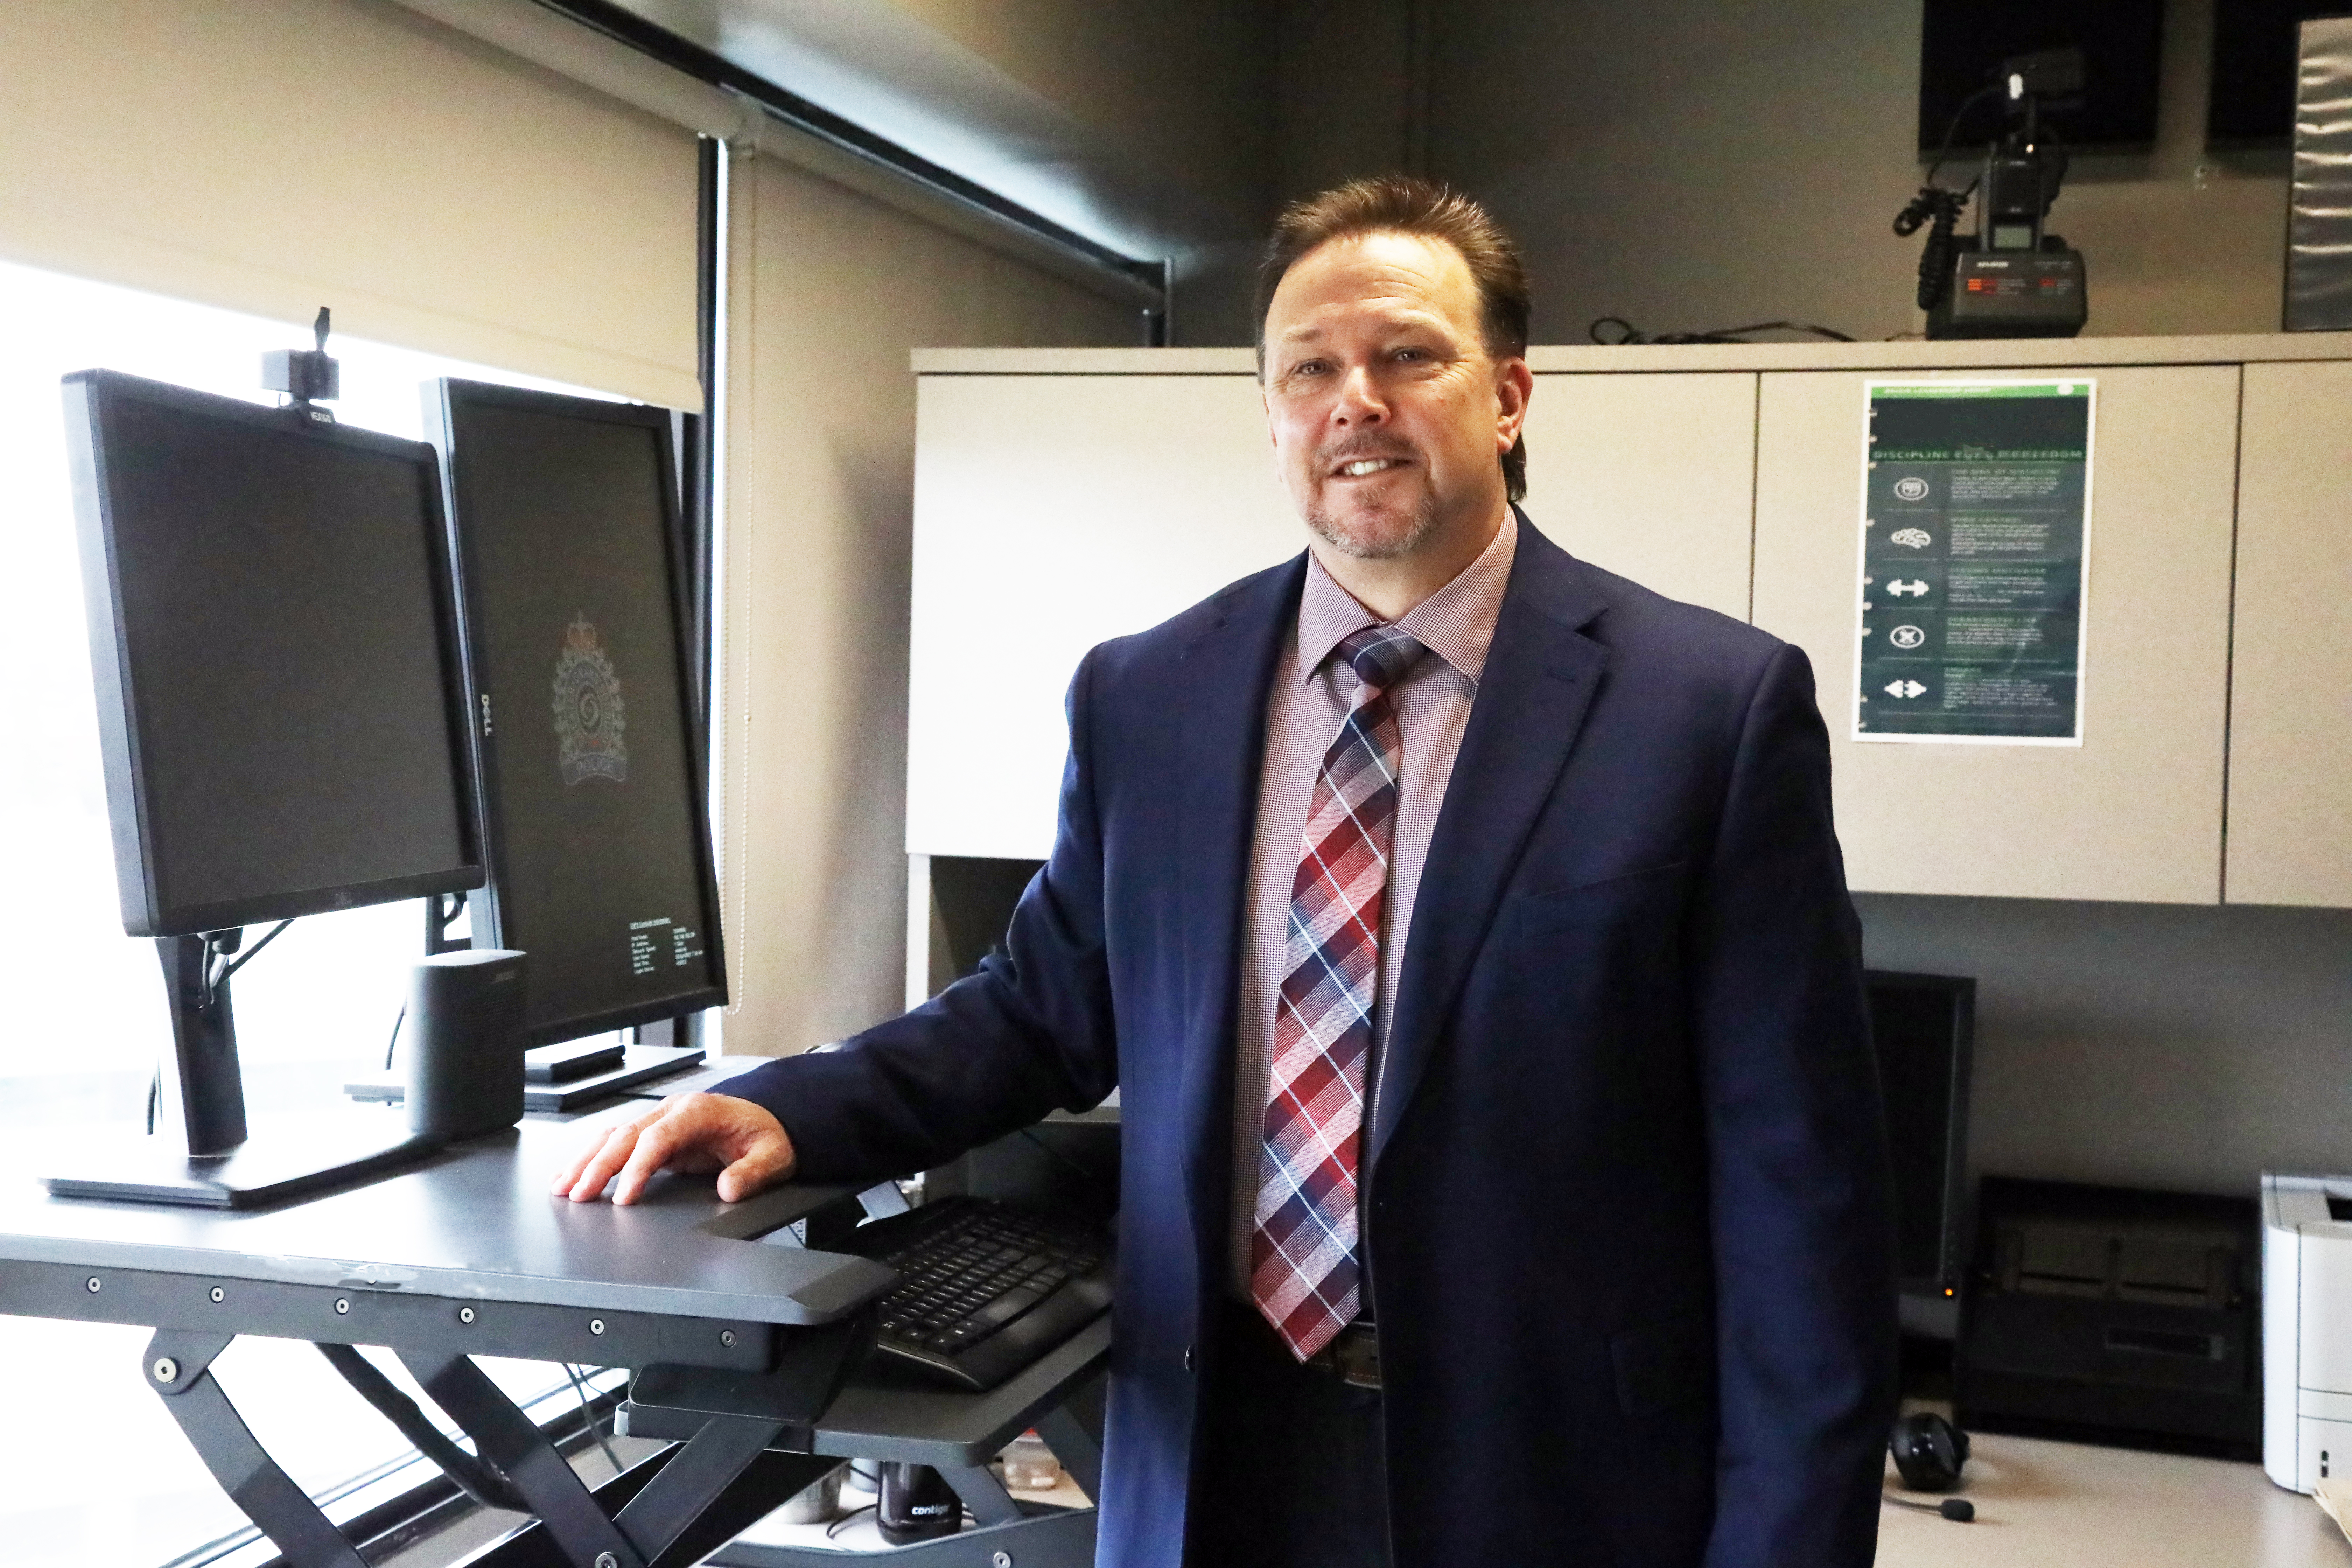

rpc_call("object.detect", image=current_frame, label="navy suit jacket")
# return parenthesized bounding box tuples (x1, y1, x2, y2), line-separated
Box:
(722, 514, 1898, 1568)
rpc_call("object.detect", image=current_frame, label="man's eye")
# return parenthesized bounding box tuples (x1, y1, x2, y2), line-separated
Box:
(1289, 360, 1330, 378)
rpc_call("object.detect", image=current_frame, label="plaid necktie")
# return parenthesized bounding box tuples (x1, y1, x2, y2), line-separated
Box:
(1252, 625, 1428, 1360)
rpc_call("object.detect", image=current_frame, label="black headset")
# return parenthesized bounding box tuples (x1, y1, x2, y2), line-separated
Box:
(1885, 1411, 1974, 1522)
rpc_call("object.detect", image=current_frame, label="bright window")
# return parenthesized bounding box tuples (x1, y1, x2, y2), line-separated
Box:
(0, 259, 630, 1567)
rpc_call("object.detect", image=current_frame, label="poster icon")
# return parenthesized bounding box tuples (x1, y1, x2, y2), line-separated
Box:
(1889, 624, 1927, 650)
(1893, 476, 1930, 502)
(1886, 579, 1930, 598)
(1885, 679, 1927, 699)
(1890, 526, 1933, 549)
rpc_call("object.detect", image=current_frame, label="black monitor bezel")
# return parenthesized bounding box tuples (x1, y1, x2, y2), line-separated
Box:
(2205, 2, 2337, 149)
(64, 368, 485, 939)
(1914, 0, 2165, 155)
(1865, 967, 1977, 1297)
(427, 378, 729, 1047)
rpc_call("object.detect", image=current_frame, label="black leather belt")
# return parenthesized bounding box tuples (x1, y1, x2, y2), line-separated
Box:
(1304, 1320, 1381, 1390)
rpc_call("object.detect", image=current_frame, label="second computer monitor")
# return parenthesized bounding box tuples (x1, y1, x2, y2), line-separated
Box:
(429, 381, 725, 1046)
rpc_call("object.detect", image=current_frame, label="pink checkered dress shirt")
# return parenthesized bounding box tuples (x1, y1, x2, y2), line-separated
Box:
(1227, 516, 1519, 1301)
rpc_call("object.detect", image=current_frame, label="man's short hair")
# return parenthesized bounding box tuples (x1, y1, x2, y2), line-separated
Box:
(1254, 175, 1531, 502)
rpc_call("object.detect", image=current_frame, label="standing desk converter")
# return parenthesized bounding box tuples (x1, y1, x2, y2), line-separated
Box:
(0, 1116, 1110, 1568)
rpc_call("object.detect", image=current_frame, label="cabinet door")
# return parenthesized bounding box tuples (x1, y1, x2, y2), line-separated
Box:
(1520, 372, 1757, 620)
(1752, 366, 2238, 902)
(908, 374, 1297, 860)
(2228, 362, 2352, 906)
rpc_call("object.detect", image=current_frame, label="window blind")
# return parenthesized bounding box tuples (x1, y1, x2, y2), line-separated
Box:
(0, 0, 702, 408)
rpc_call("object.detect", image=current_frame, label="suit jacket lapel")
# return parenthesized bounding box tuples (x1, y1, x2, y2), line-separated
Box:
(1169, 555, 1305, 1245)
(1371, 516, 1611, 1167)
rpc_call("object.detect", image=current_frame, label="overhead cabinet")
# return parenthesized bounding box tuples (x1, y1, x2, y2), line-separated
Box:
(2228, 362, 2352, 908)
(907, 337, 2352, 947)
(1516, 371, 1758, 621)
(907, 372, 1297, 864)
(905, 364, 1761, 863)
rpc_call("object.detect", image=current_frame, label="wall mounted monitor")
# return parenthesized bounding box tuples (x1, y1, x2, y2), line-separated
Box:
(427, 381, 726, 1048)
(1867, 968, 1977, 1305)
(2208, 1, 2345, 147)
(1918, 0, 2163, 154)
(65, 370, 481, 938)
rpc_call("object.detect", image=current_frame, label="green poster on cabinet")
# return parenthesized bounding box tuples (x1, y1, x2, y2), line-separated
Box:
(1856, 380, 2094, 745)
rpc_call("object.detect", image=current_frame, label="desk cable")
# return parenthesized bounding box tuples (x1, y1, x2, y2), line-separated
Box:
(315, 1344, 525, 1512)
(563, 1362, 624, 1478)
(827, 1503, 880, 1539)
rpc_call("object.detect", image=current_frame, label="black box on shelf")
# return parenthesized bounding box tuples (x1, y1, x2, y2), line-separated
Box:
(1956, 1176, 2261, 1459)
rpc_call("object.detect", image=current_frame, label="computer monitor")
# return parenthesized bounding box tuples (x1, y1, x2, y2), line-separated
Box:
(1917, 0, 2162, 152)
(2208, 0, 2338, 148)
(54, 368, 483, 1206)
(1867, 969, 1976, 1319)
(426, 381, 726, 1047)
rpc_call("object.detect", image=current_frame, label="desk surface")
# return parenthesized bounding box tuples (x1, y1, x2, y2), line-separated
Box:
(1879, 1432, 2351, 1566)
(0, 1108, 892, 1328)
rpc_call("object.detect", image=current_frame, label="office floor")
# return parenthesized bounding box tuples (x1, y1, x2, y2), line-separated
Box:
(1879, 1430, 2351, 1566)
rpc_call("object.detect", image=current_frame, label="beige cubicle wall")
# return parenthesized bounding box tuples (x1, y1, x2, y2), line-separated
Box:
(906, 372, 1299, 865)
(907, 336, 2352, 992)
(1516, 370, 1758, 621)
(2229, 361, 2352, 909)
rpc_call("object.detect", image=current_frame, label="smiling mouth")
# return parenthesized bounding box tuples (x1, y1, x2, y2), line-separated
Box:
(1334, 456, 1408, 478)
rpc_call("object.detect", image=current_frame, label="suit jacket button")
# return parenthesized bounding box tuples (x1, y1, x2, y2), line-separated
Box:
(1183, 1344, 1196, 1373)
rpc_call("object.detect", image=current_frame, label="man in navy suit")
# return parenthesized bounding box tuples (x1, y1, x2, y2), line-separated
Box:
(558, 176, 1897, 1568)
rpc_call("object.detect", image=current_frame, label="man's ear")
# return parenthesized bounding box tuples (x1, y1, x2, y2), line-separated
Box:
(1496, 356, 1534, 451)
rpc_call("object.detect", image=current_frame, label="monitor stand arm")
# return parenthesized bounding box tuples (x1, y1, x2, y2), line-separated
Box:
(424, 890, 469, 957)
(41, 929, 443, 1209)
(164, 932, 251, 1157)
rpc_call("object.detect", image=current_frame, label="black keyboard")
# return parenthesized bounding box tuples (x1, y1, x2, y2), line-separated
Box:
(843, 1196, 1113, 1393)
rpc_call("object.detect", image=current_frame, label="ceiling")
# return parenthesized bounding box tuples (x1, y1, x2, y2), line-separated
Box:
(587, 0, 1279, 330)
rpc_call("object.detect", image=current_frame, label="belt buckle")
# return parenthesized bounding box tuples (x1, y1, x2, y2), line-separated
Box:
(1315, 1323, 1381, 1390)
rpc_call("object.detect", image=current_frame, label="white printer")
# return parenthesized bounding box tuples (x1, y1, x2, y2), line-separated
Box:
(2262, 1172, 2352, 1491)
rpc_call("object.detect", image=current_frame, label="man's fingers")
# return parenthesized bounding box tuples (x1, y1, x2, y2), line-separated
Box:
(558, 1121, 642, 1202)
(552, 1121, 629, 1194)
(609, 1115, 687, 1207)
(548, 1147, 591, 1196)
(553, 1094, 792, 1205)
(714, 1129, 796, 1204)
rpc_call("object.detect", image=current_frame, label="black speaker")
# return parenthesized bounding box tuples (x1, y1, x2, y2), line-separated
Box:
(403, 949, 527, 1140)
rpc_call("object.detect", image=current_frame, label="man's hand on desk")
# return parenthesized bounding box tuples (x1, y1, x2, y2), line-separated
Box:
(553, 1092, 798, 1206)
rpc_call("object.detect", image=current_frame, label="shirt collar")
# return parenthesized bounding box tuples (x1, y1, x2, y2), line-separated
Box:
(1295, 512, 1518, 686)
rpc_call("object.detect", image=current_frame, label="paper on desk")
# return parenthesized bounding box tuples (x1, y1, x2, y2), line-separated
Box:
(2314, 1476, 2352, 1545)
